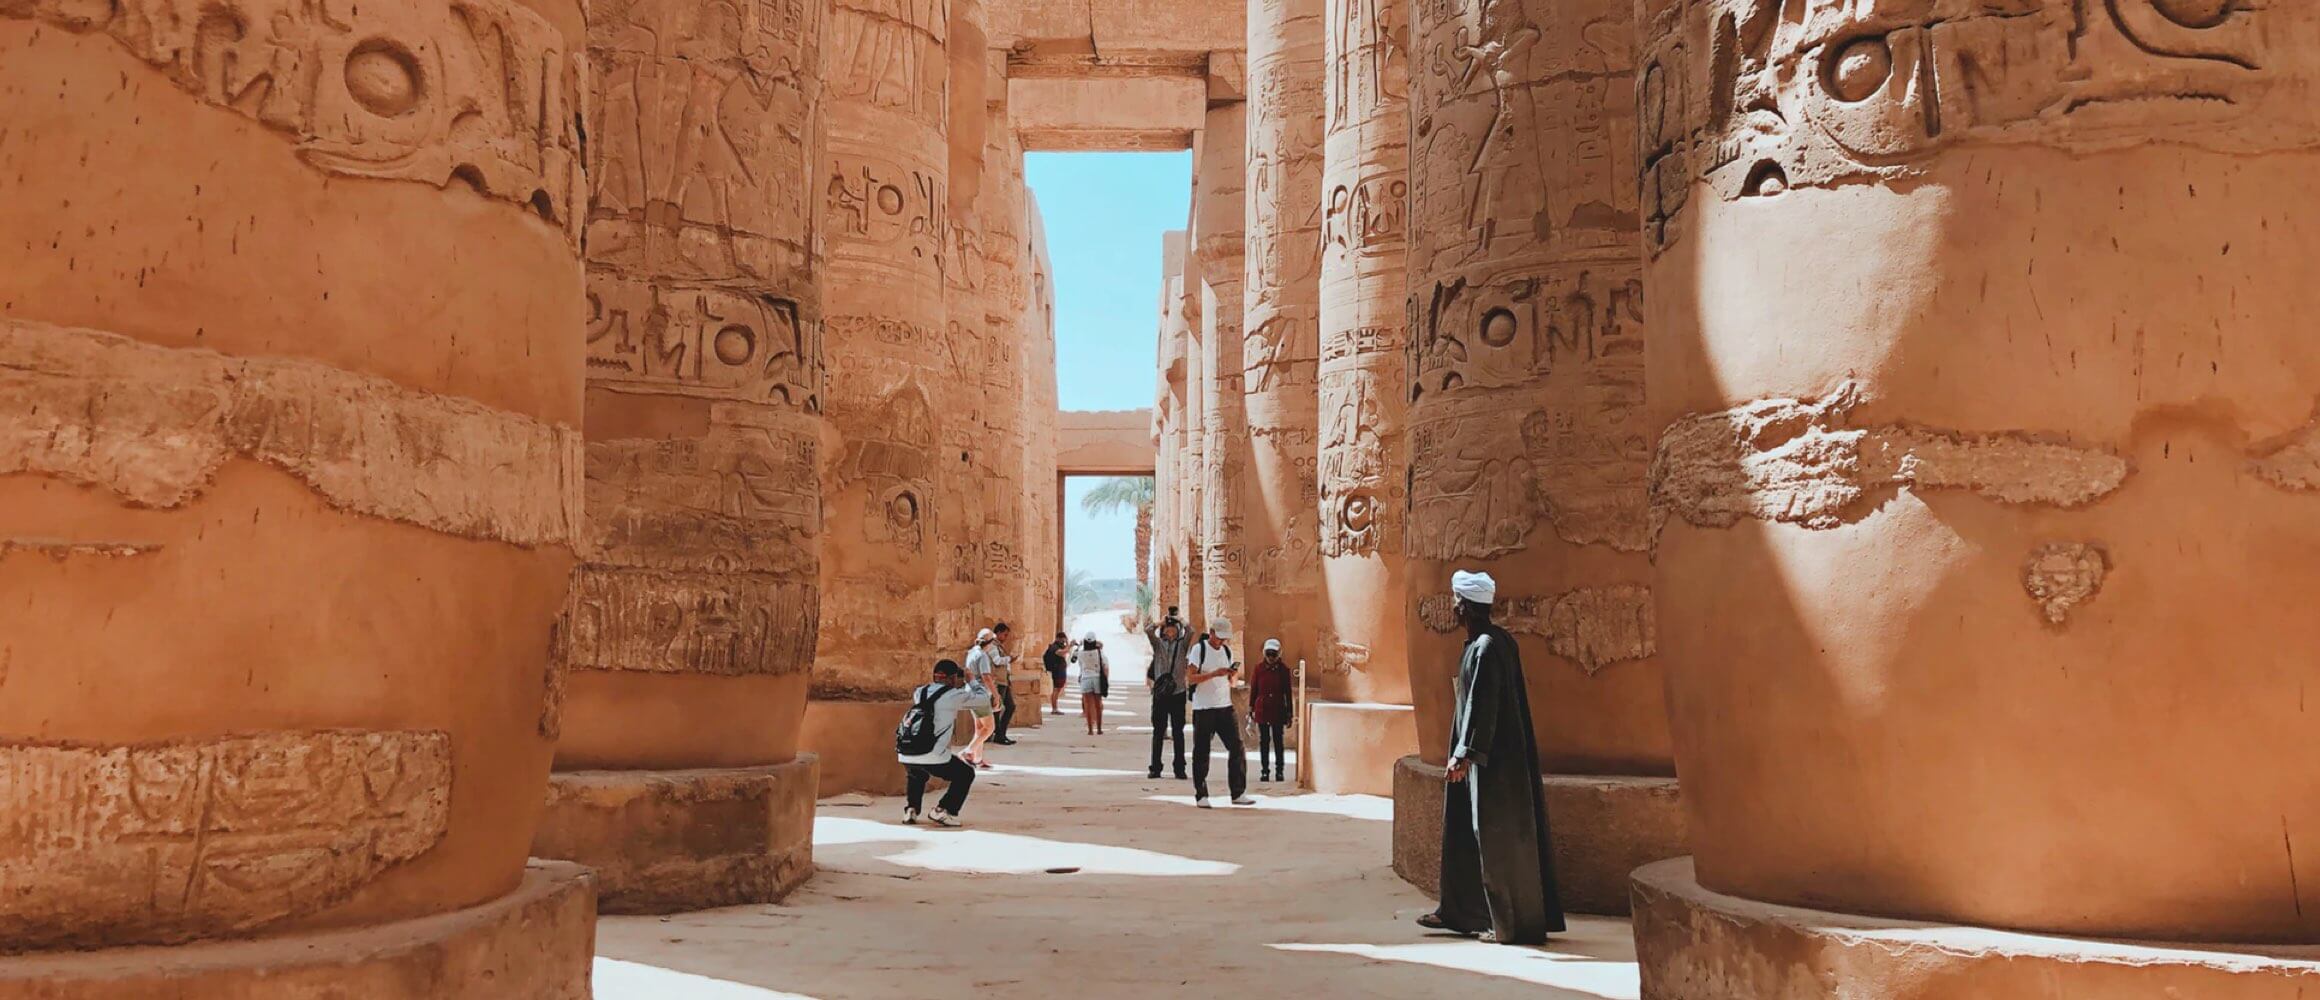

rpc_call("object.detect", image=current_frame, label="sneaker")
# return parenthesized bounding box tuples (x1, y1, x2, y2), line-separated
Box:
(1231, 795, 1256, 806)
(1196, 798, 1213, 809)
(902, 807, 921, 825)
(1174, 770, 1189, 780)
(991, 737, 1017, 745)
(928, 808, 962, 828)
(1148, 768, 1162, 779)
(1258, 770, 1272, 782)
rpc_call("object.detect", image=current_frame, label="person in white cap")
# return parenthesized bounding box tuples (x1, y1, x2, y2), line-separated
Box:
(1250, 637, 1295, 782)
(1185, 620, 1253, 806)
(1072, 631, 1110, 735)
(1416, 570, 1565, 944)
(960, 628, 1001, 767)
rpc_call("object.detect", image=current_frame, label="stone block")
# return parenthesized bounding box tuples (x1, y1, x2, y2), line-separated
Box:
(1306, 703, 1416, 796)
(0, 862, 596, 999)
(1632, 858, 2320, 999)
(1392, 755, 1687, 917)
(532, 759, 818, 915)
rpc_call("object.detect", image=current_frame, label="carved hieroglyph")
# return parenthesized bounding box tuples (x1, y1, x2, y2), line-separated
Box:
(1317, 0, 1409, 702)
(568, 0, 823, 689)
(1401, 0, 1665, 769)
(1637, 0, 2320, 942)
(1245, 0, 1327, 661)
(816, 0, 955, 698)
(1199, 100, 1250, 637)
(2, 0, 585, 239)
(0, 319, 582, 548)
(0, 731, 451, 952)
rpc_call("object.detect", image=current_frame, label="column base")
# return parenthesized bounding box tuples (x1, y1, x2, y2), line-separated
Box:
(1392, 754, 1687, 916)
(532, 758, 818, 914)
(1633, 857, 2320, 998)
(1306, 702, 1416, 795)
(0, 862, 594, 999)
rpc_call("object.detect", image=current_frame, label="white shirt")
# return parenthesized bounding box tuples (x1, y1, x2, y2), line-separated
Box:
(1187, 640, 1236, 710)
(897, 683, 974, 766)
(964, 644, 995, 683)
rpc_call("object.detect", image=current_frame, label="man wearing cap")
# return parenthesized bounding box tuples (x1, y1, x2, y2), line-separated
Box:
(1249, 638, 1295, 782)
(1144, 617, 1194, 779)
(1185, 621, 1254, 807)
(1417, 570, 1565, 944)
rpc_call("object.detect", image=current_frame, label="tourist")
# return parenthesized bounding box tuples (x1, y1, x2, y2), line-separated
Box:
(989, 622, 1019, 746)
(1073, 631, 1110, 735)
(1417, 571, 1565, 945)
(1250, 638, 1294, 782)
(896, 659, 978, 827)
(1186, 622, 1253, 807)
(1144, 617, 1193, 779)
(1044, 631, 1071, 714)
(962, 628, 1001, 767)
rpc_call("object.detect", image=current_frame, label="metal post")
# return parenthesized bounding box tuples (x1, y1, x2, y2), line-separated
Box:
(1296, 658, 1309, 789)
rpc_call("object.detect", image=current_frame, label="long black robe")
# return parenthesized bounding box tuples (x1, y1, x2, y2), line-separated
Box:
(1435, 623, 1565, 942)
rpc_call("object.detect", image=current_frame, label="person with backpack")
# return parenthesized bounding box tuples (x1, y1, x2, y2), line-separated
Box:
(1144, 618, 1193, 779)
(896, 660, 978, 827)
(1186, 621, 1254, 808)
(1073, 631, 1110, 735)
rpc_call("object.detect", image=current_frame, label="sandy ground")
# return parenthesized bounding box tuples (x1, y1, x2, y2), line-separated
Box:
(595, 613, 1640, 999)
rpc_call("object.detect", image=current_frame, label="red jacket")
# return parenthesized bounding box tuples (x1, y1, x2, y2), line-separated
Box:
(1250, 659, 1294, 725)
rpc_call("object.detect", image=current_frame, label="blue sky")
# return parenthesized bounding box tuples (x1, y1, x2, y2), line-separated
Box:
(1031, 151, 1190, 582)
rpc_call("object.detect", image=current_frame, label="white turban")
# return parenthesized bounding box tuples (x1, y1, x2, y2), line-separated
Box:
(1451, 570, 1497, 605)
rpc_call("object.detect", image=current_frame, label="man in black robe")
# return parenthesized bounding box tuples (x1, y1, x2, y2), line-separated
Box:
(1417, 570, 1566, 944)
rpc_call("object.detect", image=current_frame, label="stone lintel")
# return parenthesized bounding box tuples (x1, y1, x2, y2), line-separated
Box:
(0, 863, 596, 1000)
(1059, 409, 1157, 476)
(1010, 76, 1204, 152)
(1392, 755, 1688, 917)
(1632, 858, 2320, 999)
(989, 0, 1245, 64)
(532, 759, 819, 915)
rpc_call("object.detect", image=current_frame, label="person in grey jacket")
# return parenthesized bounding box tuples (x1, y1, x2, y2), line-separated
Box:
(1144, 617, 1193, 780)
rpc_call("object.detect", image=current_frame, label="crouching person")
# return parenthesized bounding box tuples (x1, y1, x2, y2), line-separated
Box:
(896, 659, 978, 827)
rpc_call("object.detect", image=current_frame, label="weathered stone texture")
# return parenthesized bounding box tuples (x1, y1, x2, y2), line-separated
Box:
(1, 320, 583, 548)
(1391, 756, 1687, 917)
(1401, 0, 1667, 774)
(533, 758, 818, 914)
(1244, 0, 1326, 663)
(1316, 0, 1408, 704)
(1640, 0, 2320, 945)
(0, 732, 451, 952)
(1198, 101, 1250, 636)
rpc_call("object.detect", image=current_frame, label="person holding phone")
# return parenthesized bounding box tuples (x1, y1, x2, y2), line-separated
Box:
(1186, 621, 1253, 808)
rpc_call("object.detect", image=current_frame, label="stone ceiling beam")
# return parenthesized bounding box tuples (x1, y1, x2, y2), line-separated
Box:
(1010, 75, 1206, 152)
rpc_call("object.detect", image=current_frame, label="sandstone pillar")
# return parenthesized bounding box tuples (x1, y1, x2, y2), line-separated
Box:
(1179, 240, 1210, 626)
(1198, 100, 1251, 640)
(0, 1, 593, 993)
(1308, 0, 1416, 796)
(1243, 0, 1327, 669)
(972, 81, 1045, 722)
(1025, 197, 1063, 630)
(804, 0, 956, 796)
(531, 0, 824, 913)
(1154, 231, 1192, 617)
(1390, 0, 1682, 915)
(1631, 3, 2320, 993)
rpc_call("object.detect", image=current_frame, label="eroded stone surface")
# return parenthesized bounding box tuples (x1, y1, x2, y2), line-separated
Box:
(1650, 385, 2132, 534)
(1417, 585, 1655, 675)
(2023, 542, 2109, 627)
(0, 319, 582, 547)
(0, 731, 451, 952)
(3, 0, 585, 237)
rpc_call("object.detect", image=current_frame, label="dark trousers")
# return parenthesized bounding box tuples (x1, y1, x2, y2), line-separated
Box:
(1257, 722, 1287, 775)
(905, 756, 976, 815)
(1150, 690, 1187, 774)
(993, 684, 1017, 739)
(1192, 707, 1246, 801)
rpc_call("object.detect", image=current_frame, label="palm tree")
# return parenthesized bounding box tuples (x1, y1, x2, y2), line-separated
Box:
(1079, 476, 1156, 591)
(1063, 569, 1098, 614)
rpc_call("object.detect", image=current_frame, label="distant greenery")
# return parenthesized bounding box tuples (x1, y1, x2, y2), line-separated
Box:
(1064, 573, 1139, 616)
(1079, 476, 1156, 591)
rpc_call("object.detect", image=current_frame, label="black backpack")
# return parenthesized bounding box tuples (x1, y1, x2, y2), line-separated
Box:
(895, 684, 946, 756)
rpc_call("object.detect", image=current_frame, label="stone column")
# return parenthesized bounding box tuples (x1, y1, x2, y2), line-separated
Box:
(1631, 4, 2320, 994)
(529, 0, 823, 913)
(1389, 0, 1683, 916)
(1155, 231, 1191, 618)
(803, 0, 955, 797)
(1199, 99, 1251, 641)
(1243, 0, 1327, 672)
(935, 0, 990, 656)
(1024, 196, 1063, 629)
(1179, 242, 1209, 626)
(974, 83, 1043, 722)
(1306, 0, 1416, 796)
(0, 1, 593, 993)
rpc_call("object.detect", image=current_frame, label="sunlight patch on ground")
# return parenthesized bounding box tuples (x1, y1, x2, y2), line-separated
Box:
(985, 762, 1152, 778)
(1142, 792, 1390, 820)
(816, 815, 1240, 876)
(594, 958, 818, 999)
(1269, 942, 1641, 998)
